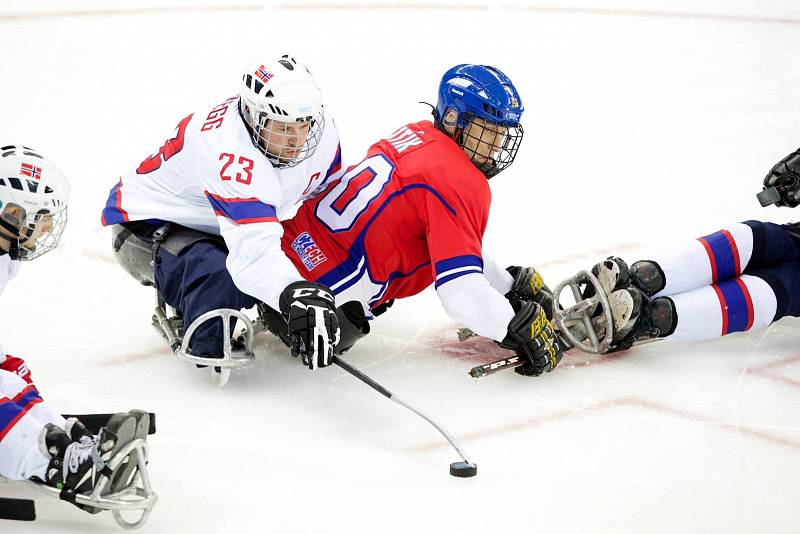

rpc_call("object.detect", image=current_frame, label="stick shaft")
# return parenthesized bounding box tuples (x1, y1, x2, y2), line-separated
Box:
(332, 356, 472, 464)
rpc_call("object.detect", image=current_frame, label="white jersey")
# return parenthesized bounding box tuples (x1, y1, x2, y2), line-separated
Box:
(0, 254, 20, 358)
(0, 253, 20, 295)
(101, 95, 343, 309)
(0, 253, 64, 482)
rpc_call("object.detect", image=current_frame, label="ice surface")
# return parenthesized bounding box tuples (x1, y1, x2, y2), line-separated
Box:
(1, 1, 799, 532)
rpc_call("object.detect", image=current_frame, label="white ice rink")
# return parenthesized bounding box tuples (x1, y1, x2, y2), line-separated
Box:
(2, 1, 800, 532)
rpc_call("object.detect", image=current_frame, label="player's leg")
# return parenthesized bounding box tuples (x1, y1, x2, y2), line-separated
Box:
(0, 370, 52, 481)
(619, 258, 800, 343)
(663, 274, 775, 340)
(630, 220, 800, 298)
(155, 240, 258, 357)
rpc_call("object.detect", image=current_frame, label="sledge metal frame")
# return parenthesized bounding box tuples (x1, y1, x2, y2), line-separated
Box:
(5, 439, 157, 530)
(552, 269, 614, 354)
(153, 295, 258, 386)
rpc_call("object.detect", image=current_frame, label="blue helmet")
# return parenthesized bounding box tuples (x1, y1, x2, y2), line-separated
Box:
(434, 64, 524, 178)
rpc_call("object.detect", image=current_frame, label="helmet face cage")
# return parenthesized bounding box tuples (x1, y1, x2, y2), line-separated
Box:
(247, 105, 325, 169)
(0, 202, 67, 261)
(457, 113, 524, 178)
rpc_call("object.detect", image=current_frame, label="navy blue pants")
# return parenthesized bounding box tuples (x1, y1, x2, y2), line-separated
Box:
(742, 220, 800, 320)
(155, 240, 258, 356)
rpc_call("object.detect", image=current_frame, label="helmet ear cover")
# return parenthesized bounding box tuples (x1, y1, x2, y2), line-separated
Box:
(0, 203, 25, 236)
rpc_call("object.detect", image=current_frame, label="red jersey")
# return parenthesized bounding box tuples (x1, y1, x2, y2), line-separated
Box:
(281, 120, 491, 314)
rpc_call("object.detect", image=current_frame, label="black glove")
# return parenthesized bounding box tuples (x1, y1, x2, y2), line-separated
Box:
(278, 281, 340, 370)
(499, 301, 563, 376)
(758, 147, 800, 207)
(505, 266, 555, 320)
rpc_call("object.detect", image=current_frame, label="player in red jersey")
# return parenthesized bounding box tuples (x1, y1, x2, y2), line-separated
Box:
(266, 64, 564, 377)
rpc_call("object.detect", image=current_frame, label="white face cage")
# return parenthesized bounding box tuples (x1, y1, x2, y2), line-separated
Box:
(241, 100, 325, 169)
(0, 202, 67, 261)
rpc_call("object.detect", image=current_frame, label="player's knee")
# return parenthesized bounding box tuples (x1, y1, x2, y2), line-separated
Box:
(111, 224, 156, 286)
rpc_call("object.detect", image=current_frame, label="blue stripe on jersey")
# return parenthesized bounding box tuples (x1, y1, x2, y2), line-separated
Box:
(315, 184, 456, 294)
(436, 270, 483, 288)
(717, 279, 750, 334)
(434, 255, 484, 288)
(205, 193, 278, 224)
(325, 144, 342, 180)
(0, 386, 42, 439)
(101, 180, 127, 226)
(317, 239, 366, 294)
(434, 255, 484, 277)
(701, 231, 737, 281)
(370, 261, 432, 304)
(330, 256, 369, 294)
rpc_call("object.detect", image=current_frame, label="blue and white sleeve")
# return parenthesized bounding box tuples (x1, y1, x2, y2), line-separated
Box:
(436, 267, 515, 342)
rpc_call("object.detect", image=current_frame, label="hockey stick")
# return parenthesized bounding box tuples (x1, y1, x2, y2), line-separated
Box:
(468, 355, 521, 378)
(332, 355, 477, 477)
(0, 497, 35, 521)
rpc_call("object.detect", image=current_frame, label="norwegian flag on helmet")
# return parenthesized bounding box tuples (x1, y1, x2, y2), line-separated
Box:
(255, 65, 273, 84)
(20, 163, 42, 180)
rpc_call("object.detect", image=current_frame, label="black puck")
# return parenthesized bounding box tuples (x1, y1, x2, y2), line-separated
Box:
(449, 461, 477, 478)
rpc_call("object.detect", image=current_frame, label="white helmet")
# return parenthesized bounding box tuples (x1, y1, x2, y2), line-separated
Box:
(0, 145, 69, 260)
(239, 54, 325, 168)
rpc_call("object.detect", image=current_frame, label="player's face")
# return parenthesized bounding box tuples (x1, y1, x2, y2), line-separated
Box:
(462, 117, 508, 167)
(261, 119, 312, 163)
(20, 213, 54, 249)
(0, 204, 54, 252)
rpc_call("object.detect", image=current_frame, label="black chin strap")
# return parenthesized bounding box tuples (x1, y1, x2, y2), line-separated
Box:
(0, 218, 20, 238)
(7, 240, 19, 260)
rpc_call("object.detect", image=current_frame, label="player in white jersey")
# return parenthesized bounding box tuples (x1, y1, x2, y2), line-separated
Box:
(104, 55, 343, 374)
(556, 146, 800, 354)
(0, 146, 154, 521)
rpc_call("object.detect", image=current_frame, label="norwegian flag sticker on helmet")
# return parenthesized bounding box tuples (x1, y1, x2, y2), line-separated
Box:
(20, 163, 42, 180)
(255, 65, 273, 84)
